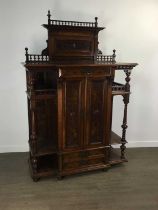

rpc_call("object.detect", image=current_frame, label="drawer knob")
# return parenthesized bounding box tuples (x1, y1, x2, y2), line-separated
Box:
(73, 42, 76, 49)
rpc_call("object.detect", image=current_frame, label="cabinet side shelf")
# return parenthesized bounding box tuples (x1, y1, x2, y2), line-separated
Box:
(28, 157, 57, 178)
(111, 131, 122, 145)
(112, 82, 130, 95)
(30, 148, 58, 157)
(109, 147, 127, 165)
(26, 90, 57, 99)
(29, 140, 58, 157)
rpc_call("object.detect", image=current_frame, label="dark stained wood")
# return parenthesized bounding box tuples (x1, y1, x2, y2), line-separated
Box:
(86, 76, 109, 147)
(62, 77, 85, 150)
(24, 11, 138, 181)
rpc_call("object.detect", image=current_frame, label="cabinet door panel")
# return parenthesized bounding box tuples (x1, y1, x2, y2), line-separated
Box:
(62, 78, 85, 150)
(86, 77, 110, 147)
(35, 98, 57, 154)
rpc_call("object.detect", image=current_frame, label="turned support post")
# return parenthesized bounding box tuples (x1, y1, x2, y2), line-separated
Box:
(120, 69, 132, 159)
(25, 47, 29, 63)
(29, 72, 38, 176)
(112, 49, 116, 63)
(30, 72, 36, 153)
(47, 10, 51, 25)
(95, 17, 98, 27)
(30, 100, 36, 154)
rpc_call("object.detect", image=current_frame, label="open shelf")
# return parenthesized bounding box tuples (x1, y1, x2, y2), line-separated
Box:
(29, 154, 58, 178)
(37, 154, 58, 176)
(35, 89, 57, 95)
(112, 82, 129, 95)
(26, 90, 57, 100)
(36, 138, 57, 157)
(26, 70, 58, 99)
(111, 131, 122, 145)
(30, 144, 57, 157)
(36, 146, 57, 157)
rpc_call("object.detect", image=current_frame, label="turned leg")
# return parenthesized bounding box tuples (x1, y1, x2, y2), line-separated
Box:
(30, 156, 39, 181)
(120, 95, 129, 159)
(57, 175, 64, 180)
(120, 69, 131, 160)
(33, 176, 40, 182)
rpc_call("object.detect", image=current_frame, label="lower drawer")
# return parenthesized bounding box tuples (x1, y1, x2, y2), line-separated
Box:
(63, 151, 88, 163)
(62, 148, 106, 164)
(62, 156, 105, 171)
(88, 156, 105, 166)
(88, 148, 105, 157)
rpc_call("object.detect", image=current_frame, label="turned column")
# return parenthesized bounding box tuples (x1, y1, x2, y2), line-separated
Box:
(29, 71, 38, 177)
(120, 69, 132, 160)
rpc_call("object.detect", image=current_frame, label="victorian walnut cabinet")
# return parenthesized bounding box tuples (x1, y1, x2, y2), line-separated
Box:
(23, 11, 138, 181)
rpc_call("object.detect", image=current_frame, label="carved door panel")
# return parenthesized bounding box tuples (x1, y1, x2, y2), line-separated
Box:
(36, 97, 57, 154)
(60, 77, 85, 150)
(85, 76, 111, 147)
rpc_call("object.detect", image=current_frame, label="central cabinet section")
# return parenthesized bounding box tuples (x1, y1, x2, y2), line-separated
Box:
(58, 67, 112, 175)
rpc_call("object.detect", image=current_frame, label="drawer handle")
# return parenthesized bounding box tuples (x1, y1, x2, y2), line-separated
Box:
(73, 42, 76, 49)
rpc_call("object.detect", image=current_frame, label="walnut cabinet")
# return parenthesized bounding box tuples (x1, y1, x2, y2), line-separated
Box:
(24, 11, 137, 181)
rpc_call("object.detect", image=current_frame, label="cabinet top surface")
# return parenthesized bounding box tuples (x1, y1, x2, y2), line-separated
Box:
(23, 62, 138, 69)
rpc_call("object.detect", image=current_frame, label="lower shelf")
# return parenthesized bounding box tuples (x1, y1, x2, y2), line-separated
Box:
(112, 82, 130, 95)
(29, 154, 58, 180)
(28, 146, 128, 181)
(60, 163, 110, 177)
(109, 148, 127, 165)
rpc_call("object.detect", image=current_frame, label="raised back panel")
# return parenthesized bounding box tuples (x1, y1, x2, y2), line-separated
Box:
(48, 31, 96, 62)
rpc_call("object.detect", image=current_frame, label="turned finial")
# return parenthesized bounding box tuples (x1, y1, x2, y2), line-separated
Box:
(47, 10, 51, 25)
(25, 47, 29, 62)
(25, 47, 28, 54)
(112, 49, 116, 62)
(95, 17, 98, 27)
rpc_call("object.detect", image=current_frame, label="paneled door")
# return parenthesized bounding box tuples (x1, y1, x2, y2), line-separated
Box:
(59, 77, 85, 151)
(85, 76, 111, 147)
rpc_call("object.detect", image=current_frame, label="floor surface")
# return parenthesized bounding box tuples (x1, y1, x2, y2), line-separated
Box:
(0, 148, 158, 210)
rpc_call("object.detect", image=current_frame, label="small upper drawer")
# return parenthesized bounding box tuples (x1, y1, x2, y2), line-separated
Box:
(60, 67, 112, 78)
